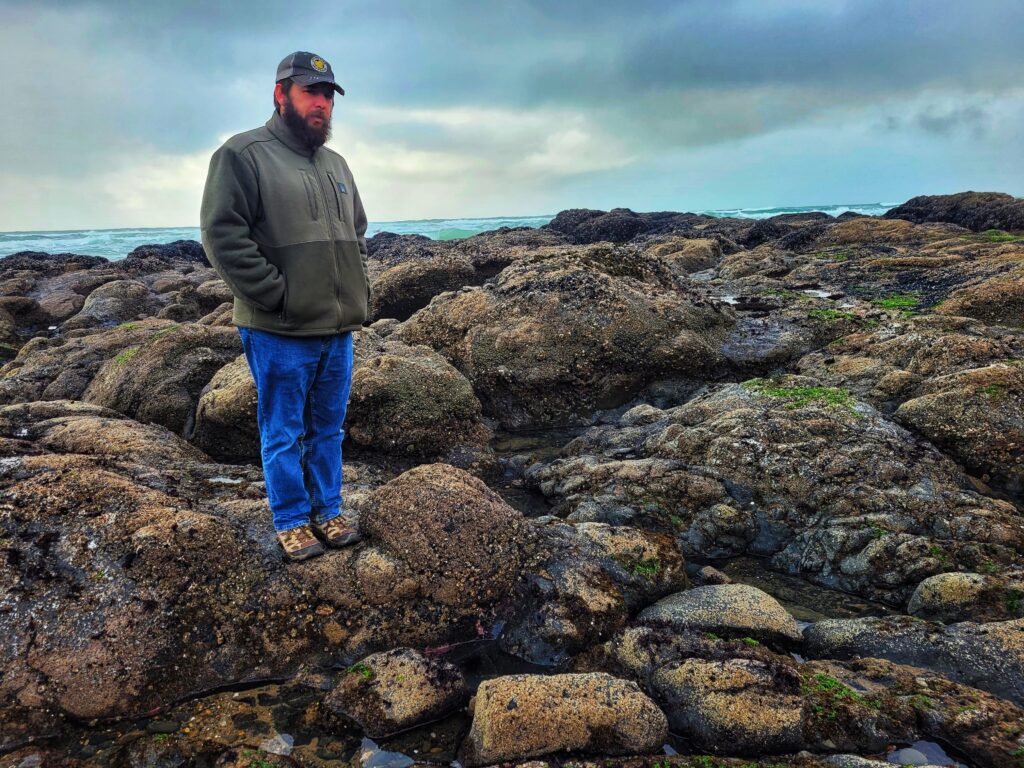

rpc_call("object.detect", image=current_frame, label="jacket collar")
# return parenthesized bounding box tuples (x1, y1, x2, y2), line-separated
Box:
(266, 111, 316, 158)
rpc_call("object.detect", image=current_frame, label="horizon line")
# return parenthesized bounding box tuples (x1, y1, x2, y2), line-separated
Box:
(0, 202, 899, 237)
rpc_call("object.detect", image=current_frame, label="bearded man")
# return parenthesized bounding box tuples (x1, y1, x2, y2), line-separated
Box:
(200, 52, 371, 562)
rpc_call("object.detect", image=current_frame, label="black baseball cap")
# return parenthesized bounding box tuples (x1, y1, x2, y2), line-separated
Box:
(276, 51, 345, 96)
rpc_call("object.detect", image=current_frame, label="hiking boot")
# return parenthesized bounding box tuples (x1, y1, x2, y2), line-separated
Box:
(312, 514, 362, 548)
(277, 524, 325, 562)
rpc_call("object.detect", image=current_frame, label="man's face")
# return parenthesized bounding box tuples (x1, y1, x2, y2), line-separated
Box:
(276, 81, 334, 149)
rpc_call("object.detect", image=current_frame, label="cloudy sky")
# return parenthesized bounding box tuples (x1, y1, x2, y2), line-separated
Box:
(2, 0, 1022, 231)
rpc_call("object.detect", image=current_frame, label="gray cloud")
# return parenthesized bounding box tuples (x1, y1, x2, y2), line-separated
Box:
(915, 105, 989, 137)
(8, 0, 1023, 151)
(2, 0, 1022, 229)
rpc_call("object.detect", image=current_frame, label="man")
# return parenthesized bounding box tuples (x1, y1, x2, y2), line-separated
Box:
(200, 51, 371, 562)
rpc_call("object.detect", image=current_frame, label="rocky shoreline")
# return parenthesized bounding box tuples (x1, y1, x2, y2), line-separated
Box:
(1, 191, 1024, 767)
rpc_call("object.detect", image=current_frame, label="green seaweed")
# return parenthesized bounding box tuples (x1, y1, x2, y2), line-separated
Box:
(909, 693, 933, 711)
(963, 229, 1024, 243)
(927, 545, 951, 567)
(741, 378, 861, 416)
(981, 383, 1008, 401)
(871, 292, 920, 310)
(346, 661, 374, 681)
(801, 671, 881, 724)
(614, 555, 662, 578)
(150, 324, 181, 341)
(114, 347, 139, 366)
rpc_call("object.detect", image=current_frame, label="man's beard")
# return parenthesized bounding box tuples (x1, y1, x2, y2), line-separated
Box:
(281, 96, 331, 150)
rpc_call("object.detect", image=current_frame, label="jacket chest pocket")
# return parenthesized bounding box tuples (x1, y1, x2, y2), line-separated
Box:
(326, 171, 348, 223)
(300, 171, 320, 221)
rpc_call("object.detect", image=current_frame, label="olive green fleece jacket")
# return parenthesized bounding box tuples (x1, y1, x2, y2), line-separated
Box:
(200, 112, 371, 336)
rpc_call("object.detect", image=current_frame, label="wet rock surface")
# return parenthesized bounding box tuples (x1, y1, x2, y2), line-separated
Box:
(524, 375, 1024, 605)
(360, 463, 528, 613)
(321, 648, 467, 738)
(803, 615, 1024, 706)
(397, 244, 734, 428)
(4, 196, 1024, 765)
(190, 329, 493, 463)
(499, 520, 688, 665)
(884, 191, 1024, 232)
(908, 569, 1024, 622)
(459, 672, 667, 766)
(638, 584, 804, 647)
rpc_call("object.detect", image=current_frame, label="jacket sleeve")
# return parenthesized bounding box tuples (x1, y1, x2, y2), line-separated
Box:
(351, 177, 373, 306)
(200, 145, 285, 313)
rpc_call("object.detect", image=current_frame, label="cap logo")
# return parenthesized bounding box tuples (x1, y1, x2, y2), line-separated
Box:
(310, 56, 328, 73)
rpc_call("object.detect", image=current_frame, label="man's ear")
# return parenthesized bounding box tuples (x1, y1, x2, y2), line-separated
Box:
(274, 82, 285, 113)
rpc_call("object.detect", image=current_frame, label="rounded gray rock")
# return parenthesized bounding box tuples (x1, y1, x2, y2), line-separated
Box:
(638, 583, 803, 646)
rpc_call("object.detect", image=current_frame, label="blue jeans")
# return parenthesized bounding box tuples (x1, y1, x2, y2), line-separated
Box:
(239, 328, 354, 532)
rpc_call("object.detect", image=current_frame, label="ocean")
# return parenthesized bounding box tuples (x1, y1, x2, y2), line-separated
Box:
(0, 203, 895, 260)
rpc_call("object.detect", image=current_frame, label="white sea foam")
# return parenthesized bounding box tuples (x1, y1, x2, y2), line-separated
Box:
(0, 203, 895, 260)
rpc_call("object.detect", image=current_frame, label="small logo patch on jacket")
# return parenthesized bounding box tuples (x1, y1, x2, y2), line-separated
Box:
(337, 181, 348, 194)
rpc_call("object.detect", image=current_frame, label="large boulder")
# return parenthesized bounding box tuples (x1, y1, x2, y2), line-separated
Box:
(884, 191, 1024, 232)
(83, 323, 242, 434)
(370, 257, 476, 321)
(813, 217, 962, 246)
(0, 319, 184, 405)
(893, 361, 1024, 497)
(795, 315, 1024, 415)
(347, 331, 492, 458)
(190, 354, 260, 462)
(458, 672, 667, 766)
(638, 584, 803, 648)
(934, 265, 1024, 327)
(499, 521, 688, 666)
(363, 228, 567, 321)
(0, 400, 210, 465)
(651, 657, 803, 754)
(641, 236, 724, 276)
(61, 279, 161, 331)
(0, 251, 107, 275)
(33, 270, 122, 324)
(359, 463, 527, 612)
(544, 208, 708, 244)
(547, 208, 646, 243)
(908, 570, 1024, 623)
(397, 245, 733, 428)
(119, 239, 210, 271)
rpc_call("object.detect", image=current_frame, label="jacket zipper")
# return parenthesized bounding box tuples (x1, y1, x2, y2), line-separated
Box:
(312, 155, 343, 330)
